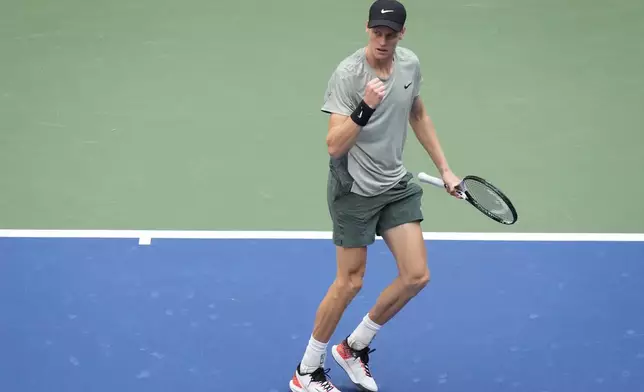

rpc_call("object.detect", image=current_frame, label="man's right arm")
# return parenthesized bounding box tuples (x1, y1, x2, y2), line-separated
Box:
(323, 77, 385, 158)
(325, 114, 361, 159)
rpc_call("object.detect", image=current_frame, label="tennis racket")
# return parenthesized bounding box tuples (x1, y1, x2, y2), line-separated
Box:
(417, 172, 518, 225)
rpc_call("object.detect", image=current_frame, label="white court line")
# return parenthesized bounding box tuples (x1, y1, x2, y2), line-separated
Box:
(0, 230, 643, 242)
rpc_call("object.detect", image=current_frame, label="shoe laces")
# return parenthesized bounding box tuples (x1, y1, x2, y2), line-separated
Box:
(309, 367, 335, 392)
(349, 343, 376, 377)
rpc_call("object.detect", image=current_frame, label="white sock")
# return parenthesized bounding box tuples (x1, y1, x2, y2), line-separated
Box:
(300, 335, 328, 374)
(348, 313, 381, 350)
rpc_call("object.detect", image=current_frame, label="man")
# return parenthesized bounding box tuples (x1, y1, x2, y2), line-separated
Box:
(289, 1, 461, 391)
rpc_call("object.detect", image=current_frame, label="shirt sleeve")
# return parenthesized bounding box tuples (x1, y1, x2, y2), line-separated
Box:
(321, 68, 356, 116)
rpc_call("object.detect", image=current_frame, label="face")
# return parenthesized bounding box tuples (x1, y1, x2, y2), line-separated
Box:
(366, 25, 405, 60)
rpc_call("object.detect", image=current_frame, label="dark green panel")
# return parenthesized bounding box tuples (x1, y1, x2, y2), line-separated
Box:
(1, 0, 642, 232)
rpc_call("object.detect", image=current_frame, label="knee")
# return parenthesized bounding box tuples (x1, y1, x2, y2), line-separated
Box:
(333, 274, 363, 298)
(402, 268, 430, 294)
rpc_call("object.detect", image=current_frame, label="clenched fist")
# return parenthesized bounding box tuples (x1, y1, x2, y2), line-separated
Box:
(363, 78, 386, 109)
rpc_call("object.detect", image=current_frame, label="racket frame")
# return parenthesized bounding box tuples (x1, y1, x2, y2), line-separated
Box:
(417, 172, 518, 225)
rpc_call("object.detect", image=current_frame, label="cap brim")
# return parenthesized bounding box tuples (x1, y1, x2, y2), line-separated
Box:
(368, 19, 403, 32)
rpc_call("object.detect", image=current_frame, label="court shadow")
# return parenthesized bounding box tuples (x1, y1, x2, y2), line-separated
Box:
(332, 383, 366, 392)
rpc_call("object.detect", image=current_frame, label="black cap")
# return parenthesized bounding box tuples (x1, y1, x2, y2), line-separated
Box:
(368, 0, 407, 32)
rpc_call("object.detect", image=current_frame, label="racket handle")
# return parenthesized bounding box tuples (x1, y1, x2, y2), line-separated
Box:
(418, 171, 467, 199)
(417, 172, 445, 188)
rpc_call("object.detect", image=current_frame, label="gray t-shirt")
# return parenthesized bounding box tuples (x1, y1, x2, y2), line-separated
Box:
(321, 46, 423, 197)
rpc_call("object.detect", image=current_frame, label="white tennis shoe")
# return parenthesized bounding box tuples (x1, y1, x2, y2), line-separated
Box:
(289, 365, 341, 392)
(331, 338, 378, 391)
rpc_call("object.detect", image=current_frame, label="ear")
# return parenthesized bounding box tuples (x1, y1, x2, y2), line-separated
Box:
(399, 26, 406, 39)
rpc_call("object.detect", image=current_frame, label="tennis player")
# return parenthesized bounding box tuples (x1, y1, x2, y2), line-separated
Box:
(289, 1, 461, 391)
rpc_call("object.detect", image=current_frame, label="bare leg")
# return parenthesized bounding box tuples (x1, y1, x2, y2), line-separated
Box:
(297, 245, 368, 376)
(312, 246, 368, 342)
(367, 221, 430, 326)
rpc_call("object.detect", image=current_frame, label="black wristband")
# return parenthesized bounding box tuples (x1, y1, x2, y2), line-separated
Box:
(350, 100, 375, 127)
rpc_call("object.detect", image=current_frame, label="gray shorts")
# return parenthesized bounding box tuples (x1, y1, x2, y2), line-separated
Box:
(327, 170, 424, 248)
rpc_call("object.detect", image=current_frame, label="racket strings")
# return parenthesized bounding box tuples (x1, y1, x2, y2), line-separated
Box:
(462, 178, 515, 222)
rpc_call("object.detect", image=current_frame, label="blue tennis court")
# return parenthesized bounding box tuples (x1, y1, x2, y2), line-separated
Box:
(1, 234, 643, 392)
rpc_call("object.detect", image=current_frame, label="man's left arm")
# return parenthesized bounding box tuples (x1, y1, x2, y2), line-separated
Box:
(409, 95, 462, 195)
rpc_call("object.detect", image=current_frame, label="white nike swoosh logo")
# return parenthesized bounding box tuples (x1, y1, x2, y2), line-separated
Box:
(381, 9, 394, 13)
